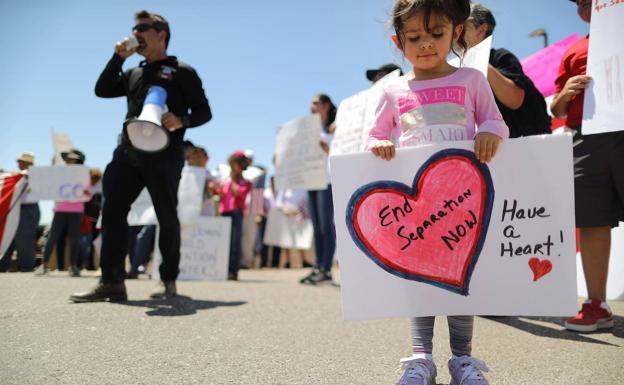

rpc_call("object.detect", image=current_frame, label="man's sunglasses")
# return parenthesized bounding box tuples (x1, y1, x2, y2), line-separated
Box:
(132, 23, 159, 33)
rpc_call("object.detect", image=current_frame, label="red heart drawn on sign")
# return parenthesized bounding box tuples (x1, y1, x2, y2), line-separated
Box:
(346, 149, 494, 295)
(528, 257, 552, 282)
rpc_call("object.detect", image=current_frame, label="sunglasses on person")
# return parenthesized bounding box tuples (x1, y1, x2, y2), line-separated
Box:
(132, 23, 159, 33)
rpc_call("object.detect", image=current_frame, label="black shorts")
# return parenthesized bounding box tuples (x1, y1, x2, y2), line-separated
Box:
(572, 128, 624, 228)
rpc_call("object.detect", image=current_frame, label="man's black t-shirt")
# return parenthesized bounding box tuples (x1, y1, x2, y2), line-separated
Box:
(489, 48, 551, 138)
(95, 54, 212, 146)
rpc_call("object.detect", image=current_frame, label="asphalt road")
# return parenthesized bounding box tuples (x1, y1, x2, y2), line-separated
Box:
(1, 269, 622, 385)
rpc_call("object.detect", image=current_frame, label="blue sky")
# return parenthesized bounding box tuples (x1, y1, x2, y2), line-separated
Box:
(0, 0, 588, 223)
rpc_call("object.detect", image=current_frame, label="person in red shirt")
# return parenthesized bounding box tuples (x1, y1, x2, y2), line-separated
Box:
(212, 151, 252, 281)
(550, 0, 623, 332)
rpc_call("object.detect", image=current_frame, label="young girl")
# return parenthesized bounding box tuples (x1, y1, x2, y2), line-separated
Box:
(213, 151, 252, 281)
(367, 1, 509, 384)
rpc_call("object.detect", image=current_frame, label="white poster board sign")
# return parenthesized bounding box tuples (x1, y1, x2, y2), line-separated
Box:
(274, 115, 327, 191)
(582, 2, 624, 135)
(263, 207, 313, 249)
(127, 188, 157, 225)
(24, 165, 90, 203)
(330, 135, 577, 320)
(331, 70, 401, 156)
(127, 166, 206, 226)
(449, 36, 492, 77)
(152, 217, 231, 281)
(177, 166, 207, 224)
(577, 225, 624, 300)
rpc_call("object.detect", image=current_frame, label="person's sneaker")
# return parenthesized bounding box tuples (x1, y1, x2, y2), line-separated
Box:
(448, 356, 490, 385)
(69, 265, 81, 277)
(308, 271, 334, 285)
(34, 264, 48, 276)
(227, 272, 238, 281)
(299, 269, 321, 284)
(69, 282, 127, 303)
(396, 357, 437, 385)
(150, 281, 177, 299)
(565, 299, 614, 332)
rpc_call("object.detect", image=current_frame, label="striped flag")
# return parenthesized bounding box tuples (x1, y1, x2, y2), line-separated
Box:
(0, 173, 27, 256)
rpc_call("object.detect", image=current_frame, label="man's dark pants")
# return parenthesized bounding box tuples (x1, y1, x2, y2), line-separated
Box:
(100, 143, 184, 283)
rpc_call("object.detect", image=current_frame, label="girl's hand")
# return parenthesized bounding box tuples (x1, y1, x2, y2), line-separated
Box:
(474, 132, 502, 163)
(370, 140, 396, 160)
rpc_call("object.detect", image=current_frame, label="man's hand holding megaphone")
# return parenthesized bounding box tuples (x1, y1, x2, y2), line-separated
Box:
(161, 112, 183, 131)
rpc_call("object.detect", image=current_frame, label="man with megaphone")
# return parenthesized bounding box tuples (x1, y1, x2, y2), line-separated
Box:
(71, 10, 212, 302)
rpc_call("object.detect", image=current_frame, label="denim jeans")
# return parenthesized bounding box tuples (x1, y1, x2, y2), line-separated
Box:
(222, 209, 243, 274)
(308, 185, 336, 273)
(130, 225, 156, 273)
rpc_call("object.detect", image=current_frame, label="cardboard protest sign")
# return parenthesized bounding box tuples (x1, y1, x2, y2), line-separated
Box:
(330, 135, 577, 320)
(449, 36, 492, 77)
(583, 1, 624, 134)
(274, 115, 327, 191)
(331, 70, 401, 156)
(152, 217, 231, 281)
(24, 165, 90, 203)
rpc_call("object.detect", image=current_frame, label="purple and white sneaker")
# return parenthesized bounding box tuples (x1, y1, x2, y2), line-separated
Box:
(396, 357, 437, 385)
(448, 356, 490, 385)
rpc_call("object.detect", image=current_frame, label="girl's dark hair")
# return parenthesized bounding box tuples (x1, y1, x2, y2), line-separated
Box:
(315, 94, 337, 130)
(392, 0, 471, 59)
(468, 4, 496, 38)
(228, 154, 248, 171)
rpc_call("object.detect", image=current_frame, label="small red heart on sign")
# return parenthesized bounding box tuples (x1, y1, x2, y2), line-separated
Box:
(528, 257, 552, 282)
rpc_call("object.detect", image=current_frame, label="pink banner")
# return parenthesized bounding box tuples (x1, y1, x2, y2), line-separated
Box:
(521, 34, 580, 97)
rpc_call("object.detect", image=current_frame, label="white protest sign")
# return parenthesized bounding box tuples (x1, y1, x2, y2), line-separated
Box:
(331, 70, 401, 156)
(127, 188, 157, 225)
(152, 217, 231, 281)
(449, 36, 492, 77)
(330, 135, 577, 320)
(263, 207, 313, 249)
(127, 166, 206, 226)
(50, 128, 74, 165)
(25, 165, 90, 203)
(577, 224, 624, 300)
(177, 166, 207, 224)
(582, 2, 624, 135)
(274, 114, 327, 191)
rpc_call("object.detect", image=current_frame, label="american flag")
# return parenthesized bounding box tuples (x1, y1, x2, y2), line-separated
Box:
(247, 171, 267, 217)
(0, 173, 27, 255)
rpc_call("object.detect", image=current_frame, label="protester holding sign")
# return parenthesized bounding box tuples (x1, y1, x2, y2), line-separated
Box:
(36, 149, 88, 277)
(366, 1, 509, 384)
(212, 151, 252, 281)
(551, 0, 621, 332)
(464, 3, 551, 137)
(71, 10, 212, 302)
(0, 152, 40, 272)
(299, 94, 337, 285)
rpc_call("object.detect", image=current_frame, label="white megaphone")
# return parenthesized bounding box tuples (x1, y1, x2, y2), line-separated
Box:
(124, 85, 170, 153)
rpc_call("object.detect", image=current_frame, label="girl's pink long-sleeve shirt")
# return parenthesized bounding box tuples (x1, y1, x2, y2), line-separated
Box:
(366, 67, 509, 148)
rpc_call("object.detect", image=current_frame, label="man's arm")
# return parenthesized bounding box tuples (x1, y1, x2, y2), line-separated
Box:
(94, 54, 127, 98)
(179, 67, 212, 128)
(487, 49, 527, 110)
